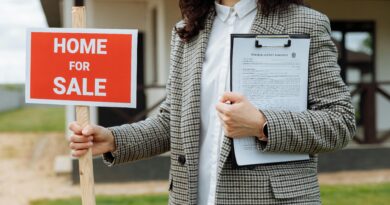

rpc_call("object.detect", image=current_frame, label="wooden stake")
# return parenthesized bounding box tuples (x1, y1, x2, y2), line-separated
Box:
(73, 7, 96, 205)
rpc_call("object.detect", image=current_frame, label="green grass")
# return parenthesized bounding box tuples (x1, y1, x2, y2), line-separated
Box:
(30, 194, 169, 205)
(0, 84, 24, 92)
(30, 183, 390, 205)
(0, 106, 65, 132)
(321, 183, 390, 205)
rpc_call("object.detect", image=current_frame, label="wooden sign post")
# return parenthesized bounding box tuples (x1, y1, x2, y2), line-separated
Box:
(76, 105, 95, 205)
(26, 6, 138, 205)
(72, 7, 96, 205)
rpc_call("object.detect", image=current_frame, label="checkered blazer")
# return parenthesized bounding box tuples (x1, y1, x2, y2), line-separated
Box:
(103, 4, 356, 205)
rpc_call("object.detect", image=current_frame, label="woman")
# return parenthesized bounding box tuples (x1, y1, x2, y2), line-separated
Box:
(69, 0, 356, 204)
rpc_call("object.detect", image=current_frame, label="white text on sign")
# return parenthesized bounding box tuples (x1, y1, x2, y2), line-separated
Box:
(70, 61, 90, 71)
(54, 38, 108, 54)
(53, 38, 107, 97)
(53, 77, 107, 96)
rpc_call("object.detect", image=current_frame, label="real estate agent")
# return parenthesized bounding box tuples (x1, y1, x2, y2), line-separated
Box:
(68, 0, 356, 204)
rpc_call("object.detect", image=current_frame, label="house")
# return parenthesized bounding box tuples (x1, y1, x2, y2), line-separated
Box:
(0, 87, 24, 112)
(306, 0, 390, 144)
(39, 0, 390, 182)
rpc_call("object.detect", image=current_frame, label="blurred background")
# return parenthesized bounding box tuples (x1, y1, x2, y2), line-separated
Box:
(0, 0, 389, 204)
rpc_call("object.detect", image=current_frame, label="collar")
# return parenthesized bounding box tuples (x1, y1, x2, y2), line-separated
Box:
(215, 0, 257, 22)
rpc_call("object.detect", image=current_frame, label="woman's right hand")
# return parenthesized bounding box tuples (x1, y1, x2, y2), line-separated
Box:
(68, 122, 116, 158)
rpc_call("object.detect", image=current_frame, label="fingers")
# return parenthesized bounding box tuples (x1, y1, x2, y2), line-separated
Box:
(68, 122, 82, 135)
(69, 135, 93, 158)
(71, 149, 88, 158)
(69, 141, 93, 150)
(216, 102, 231, 115)
(82, 125, 98, 136)
(217, 112, 230, 124)
(68, 123, 100, 158)
(217, 112, 234, 136)
(220, 92, 244, 103)
(70, 134, 92, 143)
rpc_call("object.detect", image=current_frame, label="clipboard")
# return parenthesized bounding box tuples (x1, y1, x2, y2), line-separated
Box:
(230, 34, 311, 166)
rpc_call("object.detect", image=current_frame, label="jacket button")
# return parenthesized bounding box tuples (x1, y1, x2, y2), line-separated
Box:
(178, 155, 186, 165)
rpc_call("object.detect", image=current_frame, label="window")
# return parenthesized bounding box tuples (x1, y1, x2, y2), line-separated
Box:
(331, 21, 380, 144)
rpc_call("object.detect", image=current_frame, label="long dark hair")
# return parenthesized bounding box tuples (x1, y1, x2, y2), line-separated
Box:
(176, 0, 305, 41)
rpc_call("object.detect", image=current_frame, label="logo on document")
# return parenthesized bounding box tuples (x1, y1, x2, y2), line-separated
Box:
(292, 52, 297, 58)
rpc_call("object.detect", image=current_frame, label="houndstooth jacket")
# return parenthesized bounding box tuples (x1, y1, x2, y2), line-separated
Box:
(103, 4, 356, 205)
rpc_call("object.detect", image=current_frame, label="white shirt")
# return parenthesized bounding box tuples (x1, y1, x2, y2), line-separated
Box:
(197, 0, 257, 205)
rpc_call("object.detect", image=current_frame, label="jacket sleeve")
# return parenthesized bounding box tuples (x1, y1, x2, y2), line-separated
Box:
(102, 28, 180, 166)
(256, 14, 356, 154)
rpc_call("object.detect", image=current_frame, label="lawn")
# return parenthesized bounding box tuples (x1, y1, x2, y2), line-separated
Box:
(321, 183, 390, 205)
(30, 183, 390, 205)
(30, 194, 168, 205)
(0, 106, 65, 132)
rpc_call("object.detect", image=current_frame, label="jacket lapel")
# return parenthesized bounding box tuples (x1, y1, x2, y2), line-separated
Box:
(250, 7, 285, 34)
(181, 9, 216, 204)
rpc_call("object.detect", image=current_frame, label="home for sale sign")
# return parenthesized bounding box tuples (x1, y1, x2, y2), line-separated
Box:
(26, 28, 138, 108)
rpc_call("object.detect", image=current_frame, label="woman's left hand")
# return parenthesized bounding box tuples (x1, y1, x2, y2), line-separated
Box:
(216, 92, 266, 138)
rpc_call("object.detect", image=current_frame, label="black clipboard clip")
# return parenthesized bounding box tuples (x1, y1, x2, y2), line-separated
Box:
(255, 35, 292, 48)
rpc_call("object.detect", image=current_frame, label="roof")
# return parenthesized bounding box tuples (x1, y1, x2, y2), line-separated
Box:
(40, 0, 62, 27)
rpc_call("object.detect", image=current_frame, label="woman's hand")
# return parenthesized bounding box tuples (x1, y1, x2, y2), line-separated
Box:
(216, 92, 267, 139)
(68, 122, 116, 158)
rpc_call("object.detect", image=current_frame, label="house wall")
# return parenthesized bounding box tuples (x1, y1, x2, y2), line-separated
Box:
(82, 0, 180, 85)
(144, 0, 180, 115)
(307, 0, 390, 131)
(0, 88, 23, 112)
(61, 0, 181, 122)
(59, 0, 389, 132)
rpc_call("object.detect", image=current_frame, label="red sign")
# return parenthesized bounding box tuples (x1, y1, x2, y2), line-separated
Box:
(26, 28, 138, 108)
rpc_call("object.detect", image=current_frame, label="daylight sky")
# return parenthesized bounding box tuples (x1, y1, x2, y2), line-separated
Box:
(0, 0, 47, 84)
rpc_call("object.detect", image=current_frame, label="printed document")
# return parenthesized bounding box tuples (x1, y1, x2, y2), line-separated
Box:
(231, 35, 310, 166)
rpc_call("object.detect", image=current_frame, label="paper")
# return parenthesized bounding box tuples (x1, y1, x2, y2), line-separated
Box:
(231, 35, 310, 166)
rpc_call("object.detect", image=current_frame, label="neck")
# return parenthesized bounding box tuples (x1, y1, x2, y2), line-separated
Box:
(220, 0, 240, 7)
